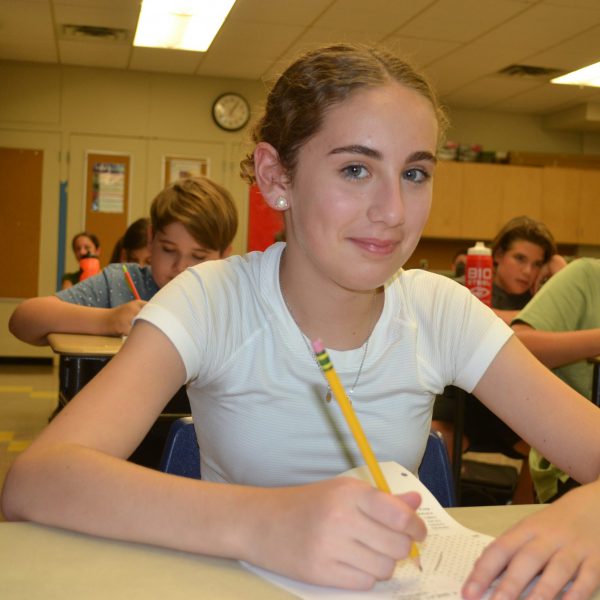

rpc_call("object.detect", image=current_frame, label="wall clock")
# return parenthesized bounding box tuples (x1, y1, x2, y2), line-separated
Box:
(211, 92, 250, 131)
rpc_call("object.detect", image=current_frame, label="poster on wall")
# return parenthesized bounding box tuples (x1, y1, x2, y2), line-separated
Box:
(163, 156, 209, 186)
(85, 152, 130, 269)
(247, 184, 285, 252)
(91, 161, 126, 213)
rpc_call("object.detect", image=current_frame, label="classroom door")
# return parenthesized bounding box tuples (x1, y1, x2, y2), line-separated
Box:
(67, 135, 148, 270)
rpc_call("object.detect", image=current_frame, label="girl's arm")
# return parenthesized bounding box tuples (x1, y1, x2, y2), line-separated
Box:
(463, 335, 600, 599)
(512, 322, 600, 369)
(1, 320, 426, 590)
(8, 295, 146, 345)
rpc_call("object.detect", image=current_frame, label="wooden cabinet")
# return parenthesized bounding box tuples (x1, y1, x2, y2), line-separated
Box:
(428, 160, 600, 245)
(423, 160, 463, 237)
(540, 168, 581, 244)
(459, 163, 503, 239)
(579, 170, 600, 245)
(500, 165, 542, 223)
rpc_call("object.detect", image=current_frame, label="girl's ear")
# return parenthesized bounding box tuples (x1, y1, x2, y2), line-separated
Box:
(253, 142, 291, 211)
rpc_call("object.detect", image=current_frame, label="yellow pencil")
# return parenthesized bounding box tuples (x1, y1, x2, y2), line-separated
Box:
(311, 338, 422, 571)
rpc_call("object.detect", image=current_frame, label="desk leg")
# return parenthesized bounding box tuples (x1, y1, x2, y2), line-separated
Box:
(50, 355, 112, 421)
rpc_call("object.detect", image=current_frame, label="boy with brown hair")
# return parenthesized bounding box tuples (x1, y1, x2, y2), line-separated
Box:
(9, 176, 238, 346)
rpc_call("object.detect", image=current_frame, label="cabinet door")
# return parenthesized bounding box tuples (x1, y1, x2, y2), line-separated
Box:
(424, 161, 463, 238)
(578, 170, 600, 245)
(460, 163, 503, 240)
(541, 167, 580, 244)
(500, 165, 542, 224)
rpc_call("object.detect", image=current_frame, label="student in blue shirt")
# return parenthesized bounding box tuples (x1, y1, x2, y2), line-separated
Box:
(9, 176, 238, 346)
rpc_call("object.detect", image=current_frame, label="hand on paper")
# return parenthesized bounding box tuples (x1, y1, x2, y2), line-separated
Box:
(462, 480, 600, 600)
(241, 476, 426, 590)
(108, 300, 147, 336)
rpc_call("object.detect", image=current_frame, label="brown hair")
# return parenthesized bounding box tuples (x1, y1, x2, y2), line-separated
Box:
(491, 216, 557, 264)
(110, 218, 149, 263)
(241, 43, 448, 184)
(71, 231, 100, 253)
(150, 176, 238, 254)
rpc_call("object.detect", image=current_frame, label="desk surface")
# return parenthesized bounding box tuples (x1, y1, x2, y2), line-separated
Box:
(47, 332, 124, 356)
(0, 505, 564, 600)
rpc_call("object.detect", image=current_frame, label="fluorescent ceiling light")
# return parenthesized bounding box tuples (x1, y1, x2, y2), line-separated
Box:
(134, 0, 236, 52)
(551, 61, 600, 88)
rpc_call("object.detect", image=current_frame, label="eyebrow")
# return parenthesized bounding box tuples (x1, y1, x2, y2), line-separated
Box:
(329, 145, 437, 164)
(329, 145, 382, 159)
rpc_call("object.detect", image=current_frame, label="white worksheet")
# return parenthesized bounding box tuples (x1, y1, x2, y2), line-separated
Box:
(243, 462, 495, 599)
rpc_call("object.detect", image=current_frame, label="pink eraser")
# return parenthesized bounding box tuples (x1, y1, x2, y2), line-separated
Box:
(311, 338, 324, 353)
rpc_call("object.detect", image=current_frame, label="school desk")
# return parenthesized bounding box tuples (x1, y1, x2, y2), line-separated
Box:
(46, 332, 190, 468)
(47, 333, 124, 411)
(5, 504, 586, 600)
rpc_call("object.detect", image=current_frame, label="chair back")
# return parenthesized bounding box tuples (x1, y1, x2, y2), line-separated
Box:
(159, 419, 455, 507)
(159, 416, 200, 478)
(418, 430, 456, 507)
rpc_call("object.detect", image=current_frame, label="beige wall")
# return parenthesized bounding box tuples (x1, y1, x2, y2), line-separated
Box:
(2, 59, 600, 356)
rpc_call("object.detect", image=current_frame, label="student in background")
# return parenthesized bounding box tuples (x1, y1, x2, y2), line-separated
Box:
(511, 257, 600, 503)
(61, 231, 101, 289)
(433, 216, 567, 503)
(109, 218, 151, 266)
(9, 176, 237, 346)
(3, 45, 600, 600)
(491, 215, 567, 325)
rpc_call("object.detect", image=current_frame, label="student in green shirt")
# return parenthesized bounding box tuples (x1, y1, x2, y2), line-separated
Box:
(513, 257, 600, 502)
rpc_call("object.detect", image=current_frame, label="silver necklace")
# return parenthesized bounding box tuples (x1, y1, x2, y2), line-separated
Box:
(282, 291, 374, 403)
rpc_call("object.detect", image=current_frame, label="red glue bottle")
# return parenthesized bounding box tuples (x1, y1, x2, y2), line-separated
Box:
(465, 241, 493, 306)
(79, 253, 101, 281)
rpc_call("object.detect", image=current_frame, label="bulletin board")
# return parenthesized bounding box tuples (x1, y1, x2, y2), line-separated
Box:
(163, 155, 209, 186)
(85, 152, 130, 268)
(0, 147, 43, 297)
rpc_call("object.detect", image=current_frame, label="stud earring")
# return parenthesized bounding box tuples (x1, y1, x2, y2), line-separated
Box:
(275, 196, 289, 210)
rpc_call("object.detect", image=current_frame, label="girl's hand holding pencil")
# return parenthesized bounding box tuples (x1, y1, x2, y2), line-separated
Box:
(311, 338, 424, 571)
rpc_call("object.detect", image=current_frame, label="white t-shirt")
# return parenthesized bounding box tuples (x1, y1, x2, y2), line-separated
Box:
(138, 243, 511, 486)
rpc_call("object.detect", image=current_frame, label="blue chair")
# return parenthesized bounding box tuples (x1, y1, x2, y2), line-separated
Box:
(159, 418, 455, 507)
(418, 430, 456, 507)
(159, 416, 200, 478)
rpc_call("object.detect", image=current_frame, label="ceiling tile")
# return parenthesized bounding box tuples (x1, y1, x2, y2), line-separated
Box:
(443, 75, 543, 109)
(396, 0, 531, 43)
(315, 0, 433, 35)
(228, 0, 331, 26)
(53, 0, 139, 30)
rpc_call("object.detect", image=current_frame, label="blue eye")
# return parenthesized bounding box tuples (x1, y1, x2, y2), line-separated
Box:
(404, 168, 430, 183)
(342, 164, 369, 180)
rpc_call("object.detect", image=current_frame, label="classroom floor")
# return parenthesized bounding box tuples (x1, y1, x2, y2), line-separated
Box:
(0, 362, 58, 521)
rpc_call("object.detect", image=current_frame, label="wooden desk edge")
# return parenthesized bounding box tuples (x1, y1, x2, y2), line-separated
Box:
(47, 332, 124, 356)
